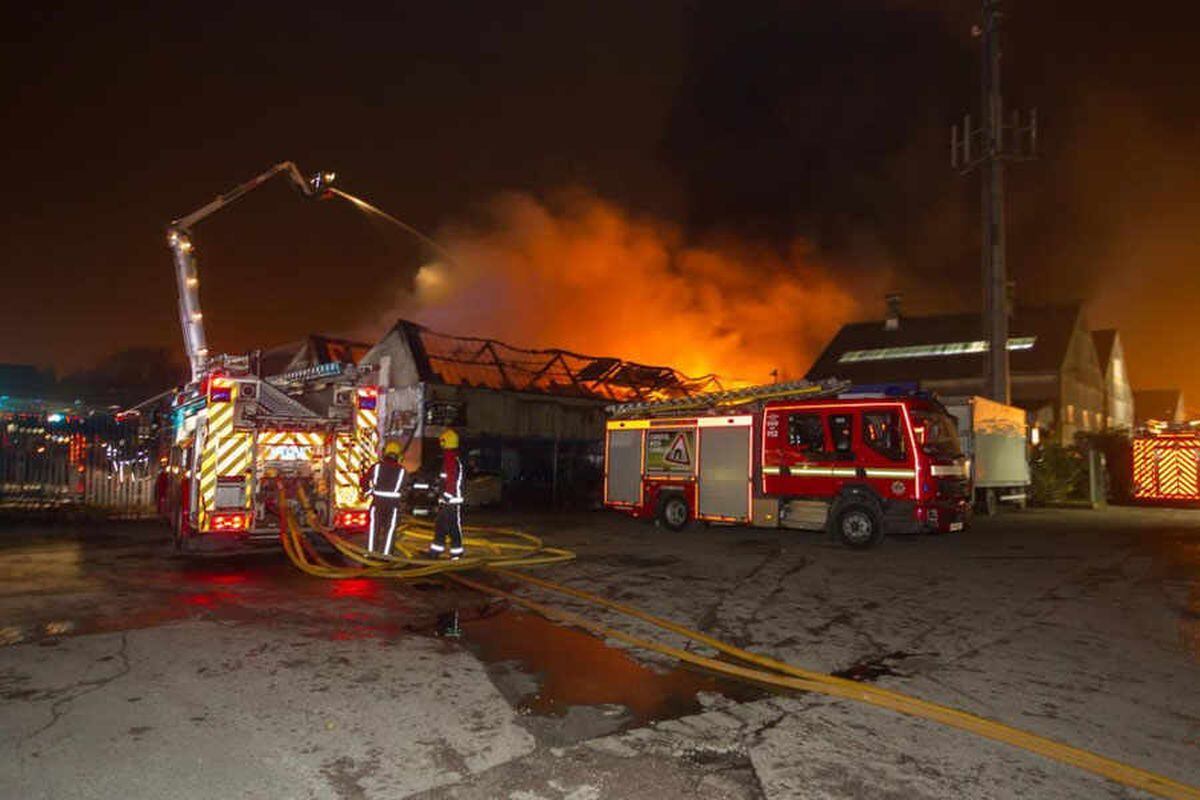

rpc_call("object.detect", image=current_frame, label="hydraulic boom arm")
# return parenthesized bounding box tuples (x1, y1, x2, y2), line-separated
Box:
(167, 162, 334, 381)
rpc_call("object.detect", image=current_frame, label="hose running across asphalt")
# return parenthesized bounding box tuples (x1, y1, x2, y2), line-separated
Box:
(282, 487, 575, 578)
(278, 495, 1200, 800)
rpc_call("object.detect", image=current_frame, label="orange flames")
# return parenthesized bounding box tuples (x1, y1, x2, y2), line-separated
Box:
(388, 191, 870, 384)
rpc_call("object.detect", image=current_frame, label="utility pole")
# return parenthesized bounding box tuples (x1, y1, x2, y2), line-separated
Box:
(951, 0, 1036, 405)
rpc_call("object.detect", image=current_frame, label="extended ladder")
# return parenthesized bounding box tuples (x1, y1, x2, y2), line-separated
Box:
(606, 378, 849, 418)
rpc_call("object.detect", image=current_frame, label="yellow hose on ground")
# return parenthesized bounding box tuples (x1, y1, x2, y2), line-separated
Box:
(280, 488, 574, 580)
(278, 497, 1200, 800)
(484, 569, 1200, 800)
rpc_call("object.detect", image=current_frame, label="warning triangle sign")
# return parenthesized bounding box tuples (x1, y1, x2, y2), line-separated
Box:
(663, 431, 691, 466)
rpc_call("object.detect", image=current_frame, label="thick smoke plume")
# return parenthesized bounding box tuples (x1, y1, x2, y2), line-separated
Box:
(389, 191, 874, 384)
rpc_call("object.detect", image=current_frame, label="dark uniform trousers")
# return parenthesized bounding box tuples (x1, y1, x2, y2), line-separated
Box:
(433, 503, 463, 555)
(431, 451, 465, 557)
(365, 459, 405, 554)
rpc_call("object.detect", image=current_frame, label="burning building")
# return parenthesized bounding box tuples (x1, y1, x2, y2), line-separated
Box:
(272, 321, 723, 506)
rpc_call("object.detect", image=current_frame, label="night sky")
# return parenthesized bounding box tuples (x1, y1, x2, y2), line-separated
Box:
(3, 2, 1197, 401)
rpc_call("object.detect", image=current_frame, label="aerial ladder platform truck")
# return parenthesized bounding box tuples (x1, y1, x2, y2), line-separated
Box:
(159, 163, 382, 552)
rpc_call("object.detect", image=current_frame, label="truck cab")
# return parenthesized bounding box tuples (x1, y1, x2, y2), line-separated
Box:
(761, 396, 970, 546)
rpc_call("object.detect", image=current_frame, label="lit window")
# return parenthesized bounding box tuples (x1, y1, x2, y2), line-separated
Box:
(838, 337, 1037, 363)
(1082, 410, 1090, 429)
(1066, 404, 1075, 424)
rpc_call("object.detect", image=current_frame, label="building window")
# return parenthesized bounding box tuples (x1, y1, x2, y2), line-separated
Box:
(787, 413, 825, 453)
(1066, 404, 1075, 424)
(837, 336, 1037, 363)
(1082, 409, 1090, 429)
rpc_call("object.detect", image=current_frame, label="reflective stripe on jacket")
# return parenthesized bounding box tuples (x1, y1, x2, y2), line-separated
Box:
(363, 459, 405, 499)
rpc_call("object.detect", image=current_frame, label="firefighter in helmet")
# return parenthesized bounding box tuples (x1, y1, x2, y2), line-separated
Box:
(427, 428, 465, 560)
(360, 439, 406, 555)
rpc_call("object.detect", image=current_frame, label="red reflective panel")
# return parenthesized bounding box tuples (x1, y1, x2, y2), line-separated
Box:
(334, 510, 369, 530)
(210, 512, 251, 531)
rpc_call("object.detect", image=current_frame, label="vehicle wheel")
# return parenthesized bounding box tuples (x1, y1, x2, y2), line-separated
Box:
(834, 504, 884, 549)
(656, 493, 690, 531)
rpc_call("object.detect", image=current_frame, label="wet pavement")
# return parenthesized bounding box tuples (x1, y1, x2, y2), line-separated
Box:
(0, 506, 1198, 798)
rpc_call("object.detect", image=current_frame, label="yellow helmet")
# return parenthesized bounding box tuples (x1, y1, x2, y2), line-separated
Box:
(383, 440, 402, 458)
(438, 429, 460, 450)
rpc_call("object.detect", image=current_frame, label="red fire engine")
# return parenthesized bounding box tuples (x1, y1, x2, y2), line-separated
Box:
(604, 381, 972, 548)
(160, 358, 380, 552)
(158, 162, 382, 552)
(1132, 423, 1200, 503)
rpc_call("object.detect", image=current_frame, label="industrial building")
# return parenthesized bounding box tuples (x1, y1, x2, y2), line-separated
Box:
(269, 321, 723, 506)
(805, 301, 1124, 445)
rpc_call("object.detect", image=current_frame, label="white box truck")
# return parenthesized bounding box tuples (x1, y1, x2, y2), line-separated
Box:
(942, 395, 1030, 515)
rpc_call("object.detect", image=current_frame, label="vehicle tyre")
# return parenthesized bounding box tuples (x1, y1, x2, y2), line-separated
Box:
(656, 493, 691, 532)
(833, 503, 884, 549)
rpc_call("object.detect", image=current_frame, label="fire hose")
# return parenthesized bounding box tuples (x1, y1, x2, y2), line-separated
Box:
(278, 489, 1200, 800)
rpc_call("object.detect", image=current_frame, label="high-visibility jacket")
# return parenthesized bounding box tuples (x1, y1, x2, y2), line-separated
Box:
(362, 458, 405, 500)
(439, 450, 464, 505)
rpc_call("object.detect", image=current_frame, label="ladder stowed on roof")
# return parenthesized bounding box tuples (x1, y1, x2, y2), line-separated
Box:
(605, 378, 849, 418)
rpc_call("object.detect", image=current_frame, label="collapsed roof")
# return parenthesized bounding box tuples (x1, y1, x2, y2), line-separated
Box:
(366, 320, 724, 402)
(259, 335, 373, 378)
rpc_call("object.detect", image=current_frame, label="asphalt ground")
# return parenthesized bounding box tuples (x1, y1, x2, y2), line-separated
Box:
(0, 505, 1197, 799)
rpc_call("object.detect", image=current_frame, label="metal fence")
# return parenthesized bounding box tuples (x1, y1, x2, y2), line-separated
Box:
(0, 413, 156, 515)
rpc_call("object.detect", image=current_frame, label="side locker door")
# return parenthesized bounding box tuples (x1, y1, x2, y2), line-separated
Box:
(604, 427, 644, 507)
(696, 419, 752, 522)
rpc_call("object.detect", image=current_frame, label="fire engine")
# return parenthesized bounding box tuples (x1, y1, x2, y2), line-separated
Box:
(158, 162, 383, 551)
(603, 381, 972, 548)
(1131, 423, 1200, 504)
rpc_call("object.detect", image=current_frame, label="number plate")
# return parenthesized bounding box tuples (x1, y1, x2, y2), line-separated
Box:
(949, 521, 964, 532)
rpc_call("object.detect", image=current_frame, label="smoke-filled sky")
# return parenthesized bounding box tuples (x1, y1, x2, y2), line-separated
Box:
(2, 1, 1198, 400)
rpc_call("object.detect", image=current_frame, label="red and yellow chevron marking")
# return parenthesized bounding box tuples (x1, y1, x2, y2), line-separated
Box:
(1132, 439, 1154, 498)
(333, 408, 379, 509)
(1133, 434, 1200, 500)
(356, 407, 378, 441)
(258, 430, 326, 448)
(198, 394, 253, 529)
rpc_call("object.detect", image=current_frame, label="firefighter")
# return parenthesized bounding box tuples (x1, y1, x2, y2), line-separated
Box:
(427, 429, 465, 560)
(361, 440, 406, 555)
